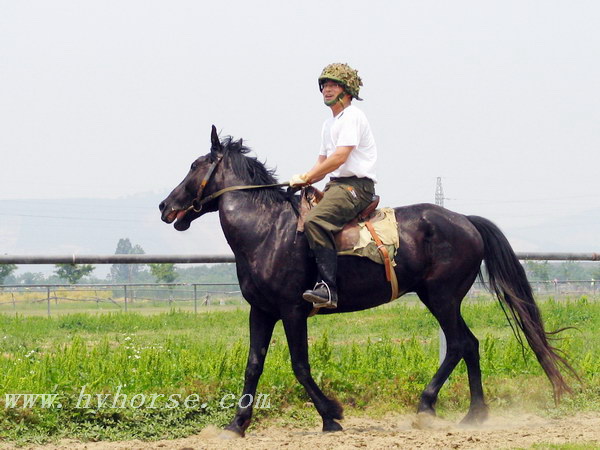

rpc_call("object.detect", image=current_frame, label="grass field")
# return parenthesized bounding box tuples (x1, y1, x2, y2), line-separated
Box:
(0, 294, 599, 444)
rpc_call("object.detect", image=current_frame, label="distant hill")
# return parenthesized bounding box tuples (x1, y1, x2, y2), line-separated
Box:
(0, 192, 230, 275)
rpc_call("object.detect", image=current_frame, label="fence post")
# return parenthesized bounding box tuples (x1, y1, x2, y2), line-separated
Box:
(47, 287, 51, 317)
(439, 329, 446, 365)
(124, 285, 128, 312)
(193, 284, 198, 314)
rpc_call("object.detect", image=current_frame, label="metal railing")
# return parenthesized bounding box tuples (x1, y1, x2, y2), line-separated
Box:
(1, 253, 598, 317)
(469, 279, 598, 297)
(0, 254, 236, 264)
(1, 279, 598, 317)
(0, 252, 599, 265)
(0, 282, 242, 316)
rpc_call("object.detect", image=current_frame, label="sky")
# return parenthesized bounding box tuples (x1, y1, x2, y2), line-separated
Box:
(1, 0, 599, 268)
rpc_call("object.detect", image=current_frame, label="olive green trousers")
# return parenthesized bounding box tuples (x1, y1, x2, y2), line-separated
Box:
(304, 177, 375, 251)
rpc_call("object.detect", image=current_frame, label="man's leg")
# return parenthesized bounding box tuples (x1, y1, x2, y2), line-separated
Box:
(302, 180, 373, 308)
(302, 246, 339, 308)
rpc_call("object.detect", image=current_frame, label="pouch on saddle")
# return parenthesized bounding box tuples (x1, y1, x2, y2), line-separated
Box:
(296, 187, 399, 267)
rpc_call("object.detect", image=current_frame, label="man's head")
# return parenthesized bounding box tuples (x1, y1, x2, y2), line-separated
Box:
(318, 63, 363, 107)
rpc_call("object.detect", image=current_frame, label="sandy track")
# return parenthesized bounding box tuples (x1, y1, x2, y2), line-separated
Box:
(9, 412, 600, 449)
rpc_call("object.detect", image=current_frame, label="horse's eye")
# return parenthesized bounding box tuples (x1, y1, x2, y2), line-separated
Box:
(191, 162, 198, 170)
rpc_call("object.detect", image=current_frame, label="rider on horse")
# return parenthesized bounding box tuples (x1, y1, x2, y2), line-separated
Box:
(290, 63, 378, 309)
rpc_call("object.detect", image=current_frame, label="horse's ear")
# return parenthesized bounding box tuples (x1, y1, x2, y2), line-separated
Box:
(210, 125, 222, 154)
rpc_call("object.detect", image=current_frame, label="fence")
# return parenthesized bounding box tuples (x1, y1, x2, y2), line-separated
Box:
(0, 282, 243, 316)
(0, 252, 599, 265)
(470, 279, 598, 297)
(1, 253, 599, 317)
(1, 279, 598, 317)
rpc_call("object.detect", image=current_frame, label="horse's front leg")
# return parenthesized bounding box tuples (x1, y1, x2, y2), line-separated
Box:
(282, 311, 343, 432)
(224, 306, 278, 437)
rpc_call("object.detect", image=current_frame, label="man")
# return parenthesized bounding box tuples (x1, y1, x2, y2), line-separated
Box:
(290, 63, 378, 309)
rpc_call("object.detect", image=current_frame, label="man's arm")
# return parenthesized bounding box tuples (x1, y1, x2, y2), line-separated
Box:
(304, 155, 327, 183)
(304, 146, 354, 184)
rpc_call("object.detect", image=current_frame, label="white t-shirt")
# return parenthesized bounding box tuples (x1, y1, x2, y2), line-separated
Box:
(319, 104, 378, 183)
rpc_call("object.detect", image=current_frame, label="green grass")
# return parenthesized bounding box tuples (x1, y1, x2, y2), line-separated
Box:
(1, 296, 599, 444)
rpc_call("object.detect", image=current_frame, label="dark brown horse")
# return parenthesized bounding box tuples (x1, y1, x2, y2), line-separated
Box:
(159, 126, 574, 436)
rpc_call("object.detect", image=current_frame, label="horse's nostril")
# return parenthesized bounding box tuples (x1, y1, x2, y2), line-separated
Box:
(159, 201, 165, 212)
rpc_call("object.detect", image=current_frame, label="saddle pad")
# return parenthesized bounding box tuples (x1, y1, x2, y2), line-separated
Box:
(337, 207, 399, 265)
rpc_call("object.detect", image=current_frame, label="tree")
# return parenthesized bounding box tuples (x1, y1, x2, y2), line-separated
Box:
(525, 261, 550, 281)
(149, 263, 178, 283)
(54, 264, 95, 284)
(558, 261, 585, 281)
(0, 264, 17, 284)
(110, 238, 146, 283)
(19, 272, 45, 285)
(591, 264, 600, 281)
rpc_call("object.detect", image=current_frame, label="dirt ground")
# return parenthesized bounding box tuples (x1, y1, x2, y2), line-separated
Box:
(6, 412, 600, 449)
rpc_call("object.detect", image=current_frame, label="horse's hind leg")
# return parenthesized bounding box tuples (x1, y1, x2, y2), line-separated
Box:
(415, 294, 465, 417)
(225, 306, 278, 437)
(282, 312, 344, 432)
(416, 287, 488, 424)
(459, 316, 488, 424)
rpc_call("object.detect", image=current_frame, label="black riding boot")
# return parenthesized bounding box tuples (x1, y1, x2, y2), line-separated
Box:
(303, 247, 338, 309)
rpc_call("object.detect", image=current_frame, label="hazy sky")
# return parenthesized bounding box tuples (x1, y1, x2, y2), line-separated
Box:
(1, 0, 599, 259)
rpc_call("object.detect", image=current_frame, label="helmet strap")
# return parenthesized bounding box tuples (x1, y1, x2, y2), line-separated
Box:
(324, 92, 346, 107)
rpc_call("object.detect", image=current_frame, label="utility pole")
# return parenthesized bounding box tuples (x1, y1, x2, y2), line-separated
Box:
(435, 177, 444, 207)
(435, 177, 446, 363)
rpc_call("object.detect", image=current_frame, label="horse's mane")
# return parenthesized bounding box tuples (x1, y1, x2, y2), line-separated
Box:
(221, 136, 288, 204)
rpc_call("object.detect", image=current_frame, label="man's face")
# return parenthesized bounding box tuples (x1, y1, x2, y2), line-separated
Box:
(321, 80, 345, 104)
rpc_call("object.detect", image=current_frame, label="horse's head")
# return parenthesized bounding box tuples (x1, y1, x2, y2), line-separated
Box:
(159, 125, 224, 231)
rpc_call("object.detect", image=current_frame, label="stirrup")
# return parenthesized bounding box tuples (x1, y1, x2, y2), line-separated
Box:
(313, 298, 337, 309)
(303, 281, 330, 304)
(303, 282, 337, 309)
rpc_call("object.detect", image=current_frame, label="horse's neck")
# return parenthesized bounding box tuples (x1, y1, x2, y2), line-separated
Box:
(218, 191, 296, 255)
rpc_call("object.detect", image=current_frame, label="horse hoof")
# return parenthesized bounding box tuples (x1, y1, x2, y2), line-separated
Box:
(412, 412, 436, 430)
(323, 419, 343, 432)
(221, 422, 248, 439)
(218, 429, 244, 439)
(460, 408, 489, 426)
(416, 405, 436, 417)
(222, 417, 251, 438)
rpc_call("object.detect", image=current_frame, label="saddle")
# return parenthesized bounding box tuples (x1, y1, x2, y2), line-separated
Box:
(297, 186, 399, 301)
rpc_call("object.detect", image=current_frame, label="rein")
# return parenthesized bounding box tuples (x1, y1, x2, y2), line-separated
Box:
(185, 154, 290, 213)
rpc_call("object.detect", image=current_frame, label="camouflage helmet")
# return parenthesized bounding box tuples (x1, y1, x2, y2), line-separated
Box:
(318, 63, 363, 101)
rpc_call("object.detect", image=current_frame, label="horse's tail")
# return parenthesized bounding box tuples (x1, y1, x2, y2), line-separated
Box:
(467, 215, 578, 401)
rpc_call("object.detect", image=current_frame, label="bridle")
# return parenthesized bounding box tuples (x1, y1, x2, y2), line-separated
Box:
(185, 153, 291, 213)
(187, 154, 223, 213)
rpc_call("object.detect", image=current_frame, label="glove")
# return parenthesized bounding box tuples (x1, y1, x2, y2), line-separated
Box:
(289, 173, 310, 187)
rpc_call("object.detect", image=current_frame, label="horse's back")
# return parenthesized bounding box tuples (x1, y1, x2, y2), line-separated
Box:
(393, 203, 484, 279)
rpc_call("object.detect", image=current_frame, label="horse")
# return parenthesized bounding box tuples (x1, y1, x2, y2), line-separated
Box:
(159, 125, 575, 437)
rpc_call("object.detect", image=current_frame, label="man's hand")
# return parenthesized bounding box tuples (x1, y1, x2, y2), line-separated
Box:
(289, 173, 310, 187)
